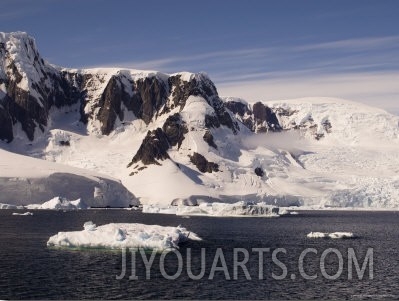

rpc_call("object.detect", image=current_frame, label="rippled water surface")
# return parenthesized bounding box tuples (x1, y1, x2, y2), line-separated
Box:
(0, 210, 398, 299)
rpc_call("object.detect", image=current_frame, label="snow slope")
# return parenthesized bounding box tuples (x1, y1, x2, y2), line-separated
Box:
(266, 98, 399, 208)
(0, 148, 137, 207)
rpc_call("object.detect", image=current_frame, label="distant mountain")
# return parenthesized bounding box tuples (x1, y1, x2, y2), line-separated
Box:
(1, 32, 399, 209)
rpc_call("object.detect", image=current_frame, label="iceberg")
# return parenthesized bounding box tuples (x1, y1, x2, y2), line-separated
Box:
(144, 202, 279, 217)
(0, 203, 25, 209)
(26, 197, 88, 210)
(307, 232, 356, 239)
(12, 212, 33, 216)
(142, 205, 178, 214)
(47, 222, 201, 250)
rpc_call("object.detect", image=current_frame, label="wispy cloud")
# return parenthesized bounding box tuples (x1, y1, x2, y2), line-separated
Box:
(217, 71, 399, 115)
(89, 36, 399, 77)
(87, 47, 275, 71)
(295, 36, 399, 52)
(85, 36, 399, 114)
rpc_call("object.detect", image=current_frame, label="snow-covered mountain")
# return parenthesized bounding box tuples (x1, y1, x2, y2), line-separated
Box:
(1, 32, 399, 209)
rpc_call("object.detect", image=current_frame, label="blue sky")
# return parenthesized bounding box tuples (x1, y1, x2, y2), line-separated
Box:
(1, 0, 398, 113)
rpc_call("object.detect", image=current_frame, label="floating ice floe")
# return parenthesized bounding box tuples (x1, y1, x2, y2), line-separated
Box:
(12, 212, 33, 216)
(278, 208, 299, 215)
(26, 197, 87, 210)
(143, 201, 280, 217)
(47, 222, 201, 250)
(307, 232, 356, 239)
(0, 203, 25, 209)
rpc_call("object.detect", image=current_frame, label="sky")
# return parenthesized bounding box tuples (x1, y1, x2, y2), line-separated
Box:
(1, 0, 399, 113)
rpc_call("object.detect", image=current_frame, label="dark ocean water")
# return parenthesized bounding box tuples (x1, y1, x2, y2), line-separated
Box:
(0, 210, 398, 300)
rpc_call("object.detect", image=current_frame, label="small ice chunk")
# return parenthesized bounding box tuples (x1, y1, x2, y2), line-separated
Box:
(307, 232, 356, 239)
(12, 212, 33, 216)
(329, 232, 356, 239)
(83, 221, 97, 231)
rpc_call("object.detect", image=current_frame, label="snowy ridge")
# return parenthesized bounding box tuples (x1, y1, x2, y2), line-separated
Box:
(0, 32, 53, 106)
(268, 97, 399, 143)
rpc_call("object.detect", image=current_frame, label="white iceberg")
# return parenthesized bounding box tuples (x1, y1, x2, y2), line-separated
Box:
(142, 205, 178, 214)
(12, 212, 33, 216)
(47, 222, 201, 250)
(144, 202, 279, 217)
(26, 197, 88, 210)
(307, 232, 356, 239)
(0, 203, 25, 209)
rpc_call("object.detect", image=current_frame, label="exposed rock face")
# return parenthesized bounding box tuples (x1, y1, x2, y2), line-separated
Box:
(0, 103, 13, 142)
(203, 130, 217, 149)
(252, 102, 281, 132)
(189, 152, 219, 173)
(129, 128, 170, 166)
(134, 77, 168, 124)
(225, 99, 282, 133)
(97, 76, 125, 135)
(168, 74, 239, 133)
(0, 32, 80, 141)
(225, 100, 250, 117)
(162, 113, 187, 149)
(1, 32, 240, 142)
(254, 167, 264, 177)
(128, 113, 188, 168)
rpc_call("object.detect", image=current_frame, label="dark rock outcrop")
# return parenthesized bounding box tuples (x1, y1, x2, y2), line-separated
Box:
(252, 102, 281, 132)
(168, 74, 239, 134)
(0, 33, 80, 141)
(224, 99, 282, 133)
(128, 113, 188, 168)
(1, 32, 239, 142)
(97, 76, 125, 135)
(205, 114, 220, 129)
(0, 101, 13, 142)
(225, 100, 251, 117)
(322, 119, 332, 133)
(189, 152, 219, 173)
(129, 128, 170, 166)
(162, 113, 188, 149)
(59, 140, 70, 146)
(203, 130, 217, 149)
(133, 77, 168, 124)
(254, 167, 264, 177)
